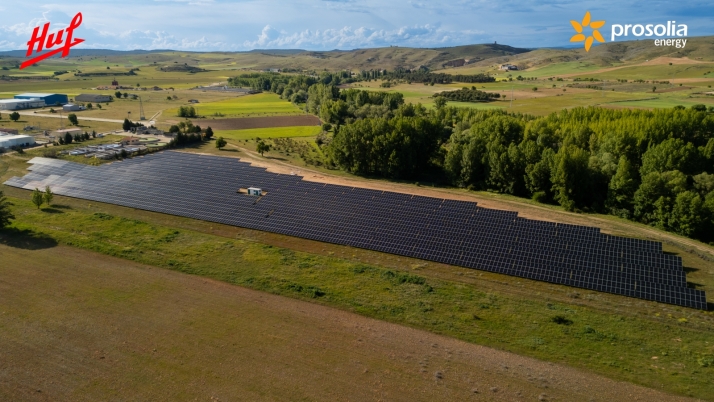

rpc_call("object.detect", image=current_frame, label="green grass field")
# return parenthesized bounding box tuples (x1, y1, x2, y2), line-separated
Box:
(164, 93, 303, 118)
(215, 125, 321, 140)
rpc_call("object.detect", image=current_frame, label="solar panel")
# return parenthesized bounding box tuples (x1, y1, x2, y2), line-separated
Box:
(4, 151, 707, 310)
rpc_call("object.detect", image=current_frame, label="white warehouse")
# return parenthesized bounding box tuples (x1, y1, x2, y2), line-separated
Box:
(0, 99, 45, 110)
(0, 133, 35, 149)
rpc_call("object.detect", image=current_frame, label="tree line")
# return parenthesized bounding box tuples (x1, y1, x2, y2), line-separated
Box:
(435, 87, 501, 103)
(382, 69, 495, 84)
(322, 105, 714, 243)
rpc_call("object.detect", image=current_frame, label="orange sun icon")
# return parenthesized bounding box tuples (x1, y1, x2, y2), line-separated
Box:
(570, 11, 605, 51)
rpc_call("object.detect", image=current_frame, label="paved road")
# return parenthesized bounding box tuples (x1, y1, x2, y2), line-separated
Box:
(16, 111, 128, 124)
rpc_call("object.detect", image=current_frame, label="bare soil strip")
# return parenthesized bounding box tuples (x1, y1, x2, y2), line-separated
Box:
(191, 115, 321, 130)
(0, 244, 696, 401)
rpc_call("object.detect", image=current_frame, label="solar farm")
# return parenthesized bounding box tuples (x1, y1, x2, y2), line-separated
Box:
(4, 151, 707, 310)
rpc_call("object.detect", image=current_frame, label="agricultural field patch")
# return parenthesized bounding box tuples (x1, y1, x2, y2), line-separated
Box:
(215, 125, 322, 141)
(165, 93, 304, 118)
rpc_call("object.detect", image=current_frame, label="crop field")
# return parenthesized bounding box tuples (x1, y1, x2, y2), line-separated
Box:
(215, 125, 321, 140)
(164, 93, 303, 118)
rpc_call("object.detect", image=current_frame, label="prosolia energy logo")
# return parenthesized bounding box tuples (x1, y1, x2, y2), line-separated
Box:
(570, 11, 688, 51)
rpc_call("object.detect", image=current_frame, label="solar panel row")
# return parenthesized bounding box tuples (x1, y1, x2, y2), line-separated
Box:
(4, 151, 706, 310)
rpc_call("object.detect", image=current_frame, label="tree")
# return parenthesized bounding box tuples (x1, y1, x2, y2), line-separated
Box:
(123, 118, 132, 131)
(87, 103, 93, 109)
(607, 156, 638, 212)
(652, 86, 657, 93)
(123, 93, 128, 98)
(433, 96, 447, 109)
(115, 90, 122, 99)
(0, 190, 14, 229)
(169, 125, 180, 134)
(68, 113, 78, 126)
(43, 186, 54, 206)
(97, 104, 102, 109)
(550, 145, 592, 211)
(64, 132, 73, 144)
(31, 188, 44, 209)
(256, 139, 271, 156)
(204, 126, 214, 139)
(215, 137, 227, 150)
(9, 112, 20, 122)
(120, 149, 128, 158)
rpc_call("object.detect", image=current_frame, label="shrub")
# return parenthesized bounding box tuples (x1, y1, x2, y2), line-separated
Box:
(551, 315, 573, 325)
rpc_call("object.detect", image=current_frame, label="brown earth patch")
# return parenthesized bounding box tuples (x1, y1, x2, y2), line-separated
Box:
(0, 244, 697, 402)
(191, 114, 321, 130)
(654, 86, 693, 93)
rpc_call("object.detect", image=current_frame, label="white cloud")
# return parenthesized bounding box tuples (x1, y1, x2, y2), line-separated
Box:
(242, 24, 478, 49)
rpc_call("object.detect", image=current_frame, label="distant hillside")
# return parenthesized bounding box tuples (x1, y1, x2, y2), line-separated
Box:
(451, 36, 714, 72)
(1, 37, 712, 74)
(0, 44, 532, 72)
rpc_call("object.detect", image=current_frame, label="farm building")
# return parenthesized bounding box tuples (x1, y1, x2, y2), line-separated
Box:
(0, 98, 45, 110)
(0, 133, 35, 149)
(0, 128, 19, 135)
(14, 93, 68, 106)
(75, 94, 113, 103)
(63, 104, 84, 112)
(499, 64, 518, 71)
(247, 187, 262, 196)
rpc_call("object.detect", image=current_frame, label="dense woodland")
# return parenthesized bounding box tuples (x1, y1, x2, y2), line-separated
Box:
(327, 106, 714, 243)
(228, 73, 714, 243)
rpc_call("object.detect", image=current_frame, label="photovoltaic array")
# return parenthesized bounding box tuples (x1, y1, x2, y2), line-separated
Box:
(4, 151, 707, 310)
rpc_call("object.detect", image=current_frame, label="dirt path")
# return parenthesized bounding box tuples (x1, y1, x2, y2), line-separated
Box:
(219, 144, 714, 263)
(15, 111, 126, 123)
(0, 244, 698, 402)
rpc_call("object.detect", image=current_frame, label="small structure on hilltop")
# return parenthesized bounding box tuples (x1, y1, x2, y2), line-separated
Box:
(499, 64, 518, 71)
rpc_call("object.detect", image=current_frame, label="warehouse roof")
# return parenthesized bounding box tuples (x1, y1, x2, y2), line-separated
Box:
(15, 93, 59, 97)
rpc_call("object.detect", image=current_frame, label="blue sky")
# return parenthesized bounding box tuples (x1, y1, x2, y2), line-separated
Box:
(1, 0, 713, 51)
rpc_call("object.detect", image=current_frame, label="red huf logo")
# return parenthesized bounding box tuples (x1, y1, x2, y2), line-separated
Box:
(21, 12, 85, 69)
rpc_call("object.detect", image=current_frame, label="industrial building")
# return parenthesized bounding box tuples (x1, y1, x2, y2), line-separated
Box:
(0, 133, 35, 149)
(0, 98, 45, 110)
(14, 93, 68, 106)
(75, 94, 113, 103)
(63, 104, 84, 112)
